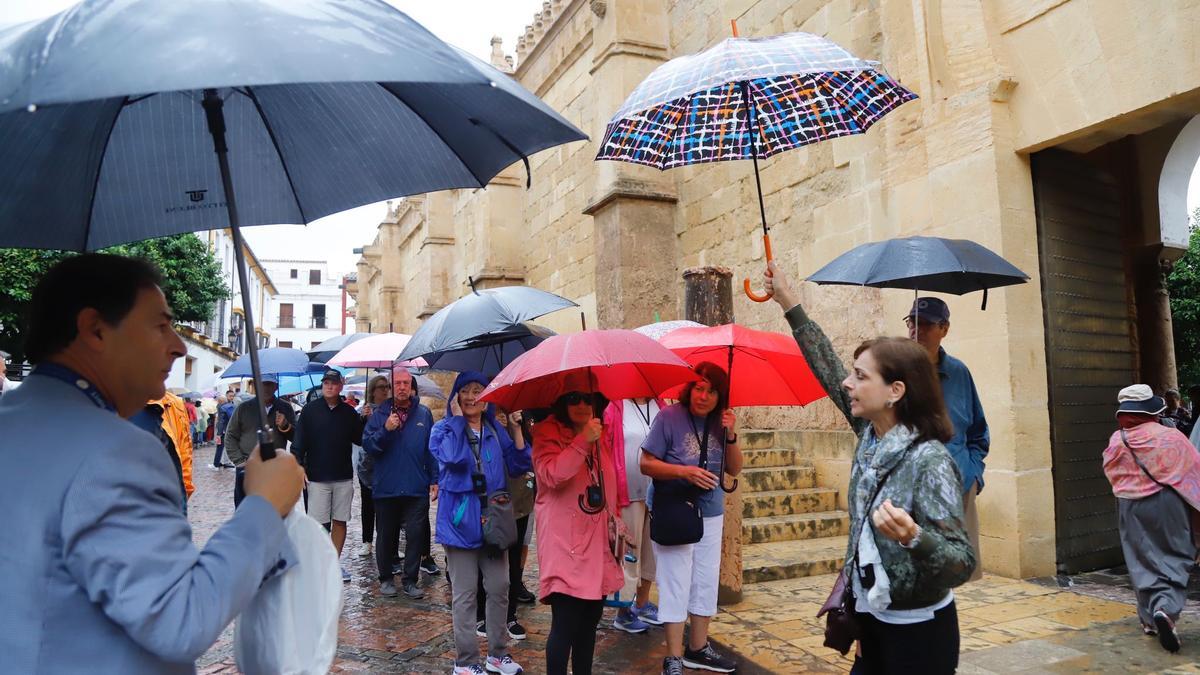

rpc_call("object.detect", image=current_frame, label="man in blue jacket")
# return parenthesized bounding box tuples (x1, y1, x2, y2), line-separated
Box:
(0, 254, 305, 673)
(363, 368, 437, 599)
(906, 297, 990, 580)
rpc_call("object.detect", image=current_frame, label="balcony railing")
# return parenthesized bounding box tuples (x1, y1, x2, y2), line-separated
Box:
(310, 316, 327, 329)
(277, 316, 295, 328)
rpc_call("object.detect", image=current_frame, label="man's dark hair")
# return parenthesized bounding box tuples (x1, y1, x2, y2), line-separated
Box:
(24, 254, 163, 364)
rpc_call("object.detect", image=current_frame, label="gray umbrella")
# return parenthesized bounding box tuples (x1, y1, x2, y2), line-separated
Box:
(397, 287, 577, 363)
(0, 0, 585, 456)
(422, 323, 557, 376)
(806, 236, 1029, 309)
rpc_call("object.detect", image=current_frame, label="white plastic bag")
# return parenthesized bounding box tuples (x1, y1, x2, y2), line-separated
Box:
(235, 503, 342, 675)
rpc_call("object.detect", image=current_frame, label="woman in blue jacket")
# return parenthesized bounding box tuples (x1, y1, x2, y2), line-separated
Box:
(430, 371, 531, 675)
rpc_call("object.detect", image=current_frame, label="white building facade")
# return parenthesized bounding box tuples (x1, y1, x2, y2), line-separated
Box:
(165, 230, 277, 392)
(260, 259, 344, 352)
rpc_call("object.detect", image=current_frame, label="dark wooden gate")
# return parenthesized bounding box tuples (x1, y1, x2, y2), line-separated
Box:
(1032, 149, 1137, 573)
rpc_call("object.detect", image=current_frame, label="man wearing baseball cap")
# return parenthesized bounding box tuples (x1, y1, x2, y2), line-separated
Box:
(293, 368, 365, 582)
(905, 296, 990, 581)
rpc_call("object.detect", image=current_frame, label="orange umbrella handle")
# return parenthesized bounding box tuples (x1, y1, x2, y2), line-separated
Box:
(744, 233, 774, 302)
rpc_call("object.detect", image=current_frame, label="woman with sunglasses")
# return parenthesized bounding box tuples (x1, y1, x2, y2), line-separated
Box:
(353, 375, 392, 558)
(640, 362, 742, 675)
(532, 389, 624, 675)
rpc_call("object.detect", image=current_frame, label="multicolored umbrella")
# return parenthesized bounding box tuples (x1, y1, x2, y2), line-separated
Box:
(631, 319, 705, 342)
(596, 27, 916, 302)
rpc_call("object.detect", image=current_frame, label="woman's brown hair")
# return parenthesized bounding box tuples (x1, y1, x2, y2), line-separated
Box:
(367, 375, 390, 402)
(853, 337, 953, 443)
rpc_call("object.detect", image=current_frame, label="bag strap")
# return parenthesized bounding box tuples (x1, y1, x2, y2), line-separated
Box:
(1120, 428, 1168, 488)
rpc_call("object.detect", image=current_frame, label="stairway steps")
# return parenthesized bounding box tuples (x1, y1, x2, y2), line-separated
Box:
(742, 487, 839, 518)
(742, 448, 800, 468)
(740, 465, 815, 492)
(742, 537, 847, 584)
(742, 510, 849, 544)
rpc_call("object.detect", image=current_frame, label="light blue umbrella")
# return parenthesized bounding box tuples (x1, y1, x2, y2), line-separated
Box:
(221, 349, 315, 379)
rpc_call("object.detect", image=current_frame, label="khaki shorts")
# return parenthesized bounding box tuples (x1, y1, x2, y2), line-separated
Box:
(619, 501, 656, 602)
(307, 480, 354, 524)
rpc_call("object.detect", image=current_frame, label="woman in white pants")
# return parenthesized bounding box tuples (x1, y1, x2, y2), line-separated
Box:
(639, 363, 743, 675)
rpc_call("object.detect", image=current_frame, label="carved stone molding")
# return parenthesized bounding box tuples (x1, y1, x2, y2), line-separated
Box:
(589, 0, 606, 18)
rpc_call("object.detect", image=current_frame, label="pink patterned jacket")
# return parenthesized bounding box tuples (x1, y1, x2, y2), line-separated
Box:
(1102, 421, 1200, 512)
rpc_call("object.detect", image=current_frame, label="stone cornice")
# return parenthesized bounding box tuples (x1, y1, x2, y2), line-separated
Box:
(589, 39, 669, 75)
(583, 179, 679, 215)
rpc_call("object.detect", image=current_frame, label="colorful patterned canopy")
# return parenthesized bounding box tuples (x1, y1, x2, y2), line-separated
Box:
(595, 31, 917, 169)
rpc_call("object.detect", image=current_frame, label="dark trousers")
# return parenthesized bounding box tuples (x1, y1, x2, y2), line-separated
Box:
(546, 593, 604, 675)
(375, 495, 429, 584)
(211, 441, 226, 467)
(360, 480, 375, 544)
(233, 467, 246, 507)
(477, 515, 530, 624)
(850, 601, 959, 675)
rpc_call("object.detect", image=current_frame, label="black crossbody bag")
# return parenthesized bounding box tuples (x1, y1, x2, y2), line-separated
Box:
(649, 415, 712, 546)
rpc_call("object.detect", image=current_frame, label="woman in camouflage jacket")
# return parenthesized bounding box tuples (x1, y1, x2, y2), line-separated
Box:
(764, 265, 974, 673)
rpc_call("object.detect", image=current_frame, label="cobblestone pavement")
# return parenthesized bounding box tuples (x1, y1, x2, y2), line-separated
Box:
(187, 450, 1200, 673)
(187, 451, 666, 674)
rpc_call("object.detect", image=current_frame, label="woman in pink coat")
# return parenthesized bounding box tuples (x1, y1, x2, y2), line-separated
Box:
(533, 390, 624, 675)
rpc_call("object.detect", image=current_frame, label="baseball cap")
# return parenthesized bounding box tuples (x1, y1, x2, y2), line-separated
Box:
(259, 373, 279, 385)
(904, 297, 950, 324)
(322, 369, 344, 384)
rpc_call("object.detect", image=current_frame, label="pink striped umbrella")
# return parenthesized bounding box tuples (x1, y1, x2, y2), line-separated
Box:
(326, 332, 427, 369)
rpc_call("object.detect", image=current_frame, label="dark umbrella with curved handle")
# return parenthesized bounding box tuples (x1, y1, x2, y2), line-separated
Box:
(0, 0, 587, 457)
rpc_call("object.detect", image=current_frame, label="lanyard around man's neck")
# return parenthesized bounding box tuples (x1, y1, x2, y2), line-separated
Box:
(31, 362, 116, 412)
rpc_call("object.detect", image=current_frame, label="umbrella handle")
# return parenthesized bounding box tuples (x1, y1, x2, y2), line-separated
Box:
(743, 233, 775, 302)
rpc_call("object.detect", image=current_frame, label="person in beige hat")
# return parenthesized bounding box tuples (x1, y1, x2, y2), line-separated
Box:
(1102, 384, 1200, 653)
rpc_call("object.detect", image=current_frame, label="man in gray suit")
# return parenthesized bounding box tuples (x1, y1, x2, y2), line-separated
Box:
(0, 254, 305, 673)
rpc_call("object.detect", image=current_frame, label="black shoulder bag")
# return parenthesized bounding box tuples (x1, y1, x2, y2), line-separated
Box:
(470, 421, 517, 551)
(649, 414, 711, 546)
(817, 449, 908, 655)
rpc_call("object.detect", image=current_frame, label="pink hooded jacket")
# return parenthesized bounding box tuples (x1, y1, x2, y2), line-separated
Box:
(602, 398, 665, 508)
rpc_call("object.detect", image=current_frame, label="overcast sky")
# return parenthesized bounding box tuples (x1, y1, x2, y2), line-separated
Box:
(3, 0, 548, 278)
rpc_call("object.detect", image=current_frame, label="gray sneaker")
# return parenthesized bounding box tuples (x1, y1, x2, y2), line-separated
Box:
(682, 642, 736, 673)
(661, 656, 683, 675)
(403, 582, 425, 599)
(379, 580, 398, 597)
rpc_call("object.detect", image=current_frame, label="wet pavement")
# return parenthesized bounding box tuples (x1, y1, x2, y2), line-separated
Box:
(187, 448, 1200, 673)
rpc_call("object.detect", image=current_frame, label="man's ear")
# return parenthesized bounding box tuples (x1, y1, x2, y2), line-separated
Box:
(74, 308, 108, 353)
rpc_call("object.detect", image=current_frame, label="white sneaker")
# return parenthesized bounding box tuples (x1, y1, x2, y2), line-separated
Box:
(357, 542, 373, 557)
(452, 665, 485, 675)
(485, 654, 523, 675)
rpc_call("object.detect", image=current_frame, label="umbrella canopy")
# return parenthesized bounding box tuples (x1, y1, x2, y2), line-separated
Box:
(327, 333, 426, 369)
(632, 320, 706, 342)
(0, 0, 588, 250)
(221, 349, 317, 378)
(422, 323, 556, 376)
(397, 287, 577, 363)
(806, 236, 1029, 308)
(595, 29, 915, 302)
(275, 365, 352, 396)
(479, 330, 701, 412)
(307, 332, 374, 364)
(658, 324, 828, 408)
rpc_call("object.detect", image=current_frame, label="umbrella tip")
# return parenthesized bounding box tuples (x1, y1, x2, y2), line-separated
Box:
(730, 19, 739, 37)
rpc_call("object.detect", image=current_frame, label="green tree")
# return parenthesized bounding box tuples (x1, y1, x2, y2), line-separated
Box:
(1167, 207, 1200, 386)
(0, 235, 229, 364)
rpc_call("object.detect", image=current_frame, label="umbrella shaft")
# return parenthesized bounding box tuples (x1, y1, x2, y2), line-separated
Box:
(204, 89, 276, 460)
(738, 82, 769, 237)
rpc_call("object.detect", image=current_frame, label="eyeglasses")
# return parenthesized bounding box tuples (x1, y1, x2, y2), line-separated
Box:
(373, 385, 389, 391)
(561, 392, 594, 406)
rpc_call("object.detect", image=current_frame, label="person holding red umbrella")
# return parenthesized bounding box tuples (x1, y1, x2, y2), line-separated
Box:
(640, 363, 743, 675)
(532, 388, 625, 675)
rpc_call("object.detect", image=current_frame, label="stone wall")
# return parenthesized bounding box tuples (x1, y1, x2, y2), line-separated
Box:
(351, 0, 1200, 578)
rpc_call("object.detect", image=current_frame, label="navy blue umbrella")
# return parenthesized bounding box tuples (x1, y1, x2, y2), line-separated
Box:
(0, 0, 586, 457)
(307, 332, 374, 365)
(397, 287, 577, 363)
(422, 323, 556, 376)
(806, 236, 1029, 309)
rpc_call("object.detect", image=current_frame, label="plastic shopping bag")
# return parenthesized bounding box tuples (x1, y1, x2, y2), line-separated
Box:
(234, 503, 342, 675)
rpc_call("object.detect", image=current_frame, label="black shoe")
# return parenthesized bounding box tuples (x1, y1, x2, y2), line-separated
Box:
(514, 583, 535, 604)
(661, 656, 683, 675)
(1154, 609, 1181, 653)
(682, 643, 736, 673)
(419, 556, 441, 576)
(506, 620, 527, 641)
(402, 582, 424, 599)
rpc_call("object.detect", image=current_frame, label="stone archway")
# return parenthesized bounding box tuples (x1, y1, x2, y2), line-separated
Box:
(1159, 115, 1200, 247)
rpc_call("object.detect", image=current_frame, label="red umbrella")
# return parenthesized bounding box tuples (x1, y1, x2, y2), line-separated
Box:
(478, 329, 701, 411)
(658, 324, 828, 408)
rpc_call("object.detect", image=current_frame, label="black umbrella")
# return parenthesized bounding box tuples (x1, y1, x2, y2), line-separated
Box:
(806, 236, 1029, 310)
(397, 286, 577, 363)
(422, 323, 556, 376)
(307, 332, 374, 365)
(0, 0, 586, 457)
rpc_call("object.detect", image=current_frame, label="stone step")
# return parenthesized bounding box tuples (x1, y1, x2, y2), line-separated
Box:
(740, 465, 816, 492)
(742, 448, 800, 468)
(742, 536, 848, 584)
(742, 510, 850, 544)
(742, 487, 839, 518)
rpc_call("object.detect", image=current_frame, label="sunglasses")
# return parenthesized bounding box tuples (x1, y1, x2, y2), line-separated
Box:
(562, 392, 595, 406)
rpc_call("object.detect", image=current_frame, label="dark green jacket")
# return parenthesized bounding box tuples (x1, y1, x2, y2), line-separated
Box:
(783, 304, 866, 436)
(223, 397, 296, 466)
